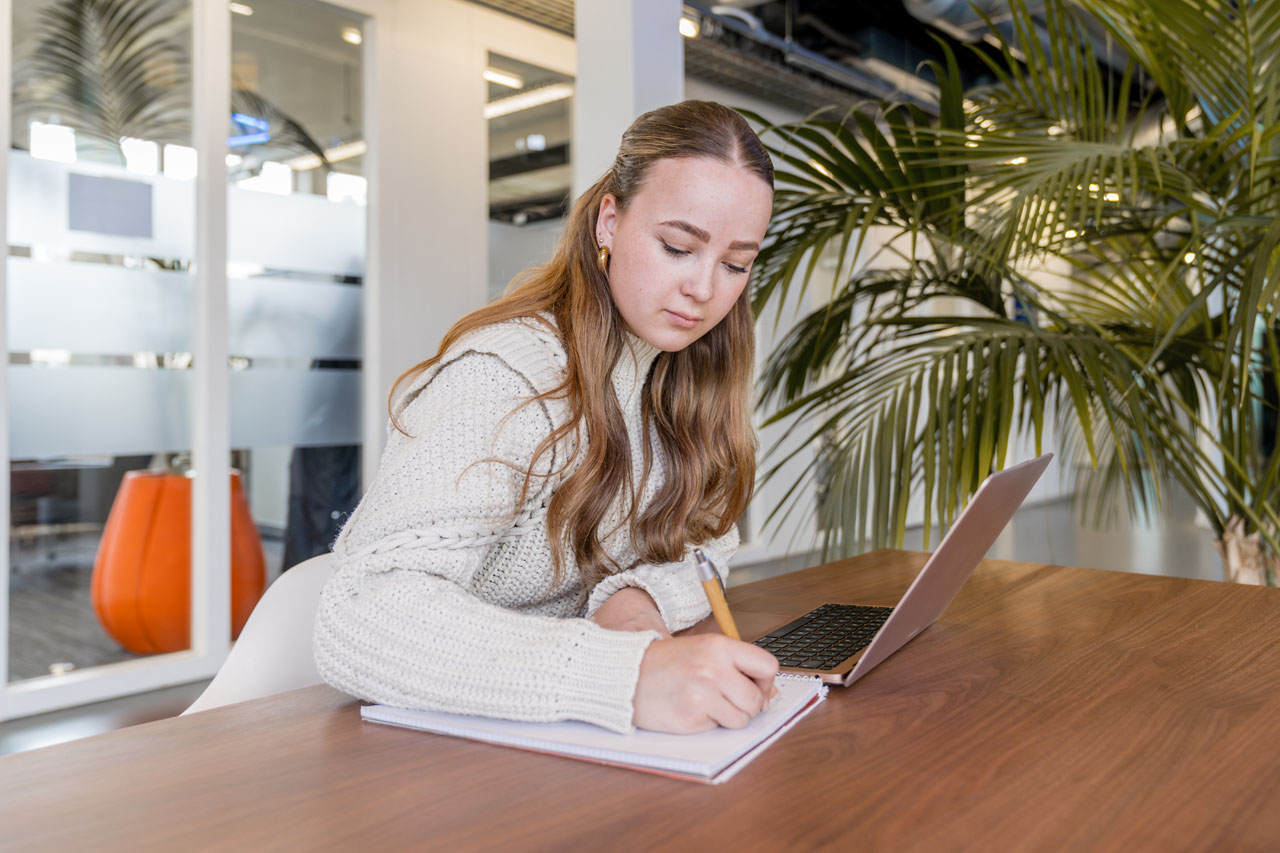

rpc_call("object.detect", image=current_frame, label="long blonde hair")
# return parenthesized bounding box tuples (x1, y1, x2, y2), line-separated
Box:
(390, 100, 773, 587)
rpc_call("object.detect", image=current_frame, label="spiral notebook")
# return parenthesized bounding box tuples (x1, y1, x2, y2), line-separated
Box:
(361, 674, 827, 784)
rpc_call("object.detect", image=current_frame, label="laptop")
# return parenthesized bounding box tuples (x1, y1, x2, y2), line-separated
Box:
(752, 453, 1053, 685)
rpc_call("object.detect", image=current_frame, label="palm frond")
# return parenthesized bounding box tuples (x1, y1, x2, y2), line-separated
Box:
(748, 0, 1280, 572)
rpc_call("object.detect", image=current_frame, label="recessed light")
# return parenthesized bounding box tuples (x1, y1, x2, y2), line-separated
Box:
(484, 68, 524, 89)
(230, 2, 253, 16)
(484, 83, 574, 119)
(342, 26, 362, 45)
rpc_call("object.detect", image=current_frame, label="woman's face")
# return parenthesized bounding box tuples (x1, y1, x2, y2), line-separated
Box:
(596, 156, 773, 352)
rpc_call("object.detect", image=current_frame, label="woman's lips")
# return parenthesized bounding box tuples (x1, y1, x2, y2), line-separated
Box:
(664, 309, 700, 329)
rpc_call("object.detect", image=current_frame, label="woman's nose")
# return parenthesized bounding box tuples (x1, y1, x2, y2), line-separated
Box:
(682, 261, 715, 302)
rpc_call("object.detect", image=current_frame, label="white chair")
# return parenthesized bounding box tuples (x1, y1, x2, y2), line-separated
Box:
(182, 552, 335, 715)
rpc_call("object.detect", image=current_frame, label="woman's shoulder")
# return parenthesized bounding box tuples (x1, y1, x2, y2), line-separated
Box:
(392, 314, 568, 427)
(446, 313, 566, 390)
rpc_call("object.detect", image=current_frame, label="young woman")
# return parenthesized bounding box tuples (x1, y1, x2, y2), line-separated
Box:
(314, 100, 779, 734)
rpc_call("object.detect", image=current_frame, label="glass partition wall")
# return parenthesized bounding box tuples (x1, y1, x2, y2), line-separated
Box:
(227, 0, 365, 580)
(2, 0, 368, 720)
(6, 0, 200, 691)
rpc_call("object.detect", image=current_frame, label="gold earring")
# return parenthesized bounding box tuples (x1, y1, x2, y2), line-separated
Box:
(597, 244, 611, 275)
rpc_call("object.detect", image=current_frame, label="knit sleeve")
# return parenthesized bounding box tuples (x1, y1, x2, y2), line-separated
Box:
(313, 352, 659, 734)
(584, 524, 740, 634)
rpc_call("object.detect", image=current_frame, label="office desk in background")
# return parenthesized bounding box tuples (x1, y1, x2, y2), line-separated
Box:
(3, 550, 1280, 851)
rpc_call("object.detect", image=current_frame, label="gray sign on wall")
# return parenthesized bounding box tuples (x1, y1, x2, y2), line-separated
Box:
(68, 173, 153, 238)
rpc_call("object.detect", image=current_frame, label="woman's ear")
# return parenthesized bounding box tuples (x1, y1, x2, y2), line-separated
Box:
(597, 193, 619, 247)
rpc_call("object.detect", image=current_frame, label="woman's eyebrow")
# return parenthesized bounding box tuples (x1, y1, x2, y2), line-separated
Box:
(659, 219, 760, 252)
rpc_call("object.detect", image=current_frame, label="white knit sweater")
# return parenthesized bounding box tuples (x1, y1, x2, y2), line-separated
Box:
(313, 317, 738, 733)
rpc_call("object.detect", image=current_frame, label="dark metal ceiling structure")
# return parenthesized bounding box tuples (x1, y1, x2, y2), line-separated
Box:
(469, 1, 1123, 117)
(472, 1, 1120, 221)
(469, 0, 897, 116)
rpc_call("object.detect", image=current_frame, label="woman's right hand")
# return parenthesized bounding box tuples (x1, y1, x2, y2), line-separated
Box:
(632, 634, 779, 733)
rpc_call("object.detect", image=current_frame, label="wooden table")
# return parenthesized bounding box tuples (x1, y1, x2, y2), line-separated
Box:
(4, 550, 1280, 851)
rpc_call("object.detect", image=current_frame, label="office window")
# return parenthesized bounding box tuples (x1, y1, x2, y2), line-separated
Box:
(486, 52, 572, 302)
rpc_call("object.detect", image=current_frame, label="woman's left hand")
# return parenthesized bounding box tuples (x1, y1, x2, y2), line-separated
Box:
(591, 587, 671, 637)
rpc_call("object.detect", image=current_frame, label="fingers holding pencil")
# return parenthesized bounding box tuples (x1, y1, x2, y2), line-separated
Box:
(694, 548, 779, 705)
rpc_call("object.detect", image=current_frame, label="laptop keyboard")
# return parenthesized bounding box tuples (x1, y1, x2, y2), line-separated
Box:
(752, 603, 894, 671)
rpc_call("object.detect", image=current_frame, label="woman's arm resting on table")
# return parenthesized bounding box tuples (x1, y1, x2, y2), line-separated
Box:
(585, 525, 739, 633)
(590, 586, 670, 637)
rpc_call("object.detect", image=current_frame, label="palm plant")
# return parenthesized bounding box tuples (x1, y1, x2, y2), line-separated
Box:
(747, 0, 1280, 583)
(13, 0, 330, 171)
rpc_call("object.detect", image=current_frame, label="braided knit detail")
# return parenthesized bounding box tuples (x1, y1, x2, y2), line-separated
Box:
(344, 502, 550, 557)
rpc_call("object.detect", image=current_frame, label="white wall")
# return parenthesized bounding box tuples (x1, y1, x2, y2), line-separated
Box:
(572, 0, 683, 195)
(360, 0, 574, 483)
(488, 218, 565, 300)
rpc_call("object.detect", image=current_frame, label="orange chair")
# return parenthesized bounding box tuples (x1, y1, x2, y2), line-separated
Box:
(91, 470, 267, 654)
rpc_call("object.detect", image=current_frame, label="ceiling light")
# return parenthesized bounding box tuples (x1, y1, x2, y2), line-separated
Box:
(323, 140, 367, 162)
(679, 16, 700, 38)
(229, 2, 253, 15)
(1004, 156, 1028, 165)
(484, 68, 524, 89)
(1184, 251, 1197, 264)
(288, 138, 368, 170)
(1064, 229, 1079, 239)
(342, 26, 362, 45)
(1104, 192, 1120, 202)
(484, 83, 574, 119)
(284, 139, 367, 171)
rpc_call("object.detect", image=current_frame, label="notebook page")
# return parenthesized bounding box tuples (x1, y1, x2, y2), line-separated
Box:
(362, 674, 826, 780)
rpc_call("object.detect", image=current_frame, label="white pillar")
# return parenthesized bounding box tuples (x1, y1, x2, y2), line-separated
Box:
(192, 0, 232, 661)
(572, 0, 684, 196)
(361, 0, 489, 487)
(359, 0, 574, 485)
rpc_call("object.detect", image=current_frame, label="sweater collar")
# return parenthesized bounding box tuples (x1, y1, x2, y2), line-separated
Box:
(612, 331, 662, 409)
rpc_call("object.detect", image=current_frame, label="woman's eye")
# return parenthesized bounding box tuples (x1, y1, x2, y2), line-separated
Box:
(661, 241, 688, 258)
(725, 263, 749, 275)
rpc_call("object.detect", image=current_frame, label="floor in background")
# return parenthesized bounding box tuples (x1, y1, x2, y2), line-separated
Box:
(0, 680, 207, 757)
(6, 532, 285, 682)
(1, 488, 1228, 756)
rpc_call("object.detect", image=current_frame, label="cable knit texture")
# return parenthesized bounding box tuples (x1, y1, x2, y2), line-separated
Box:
(314, 316, 738, 733)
